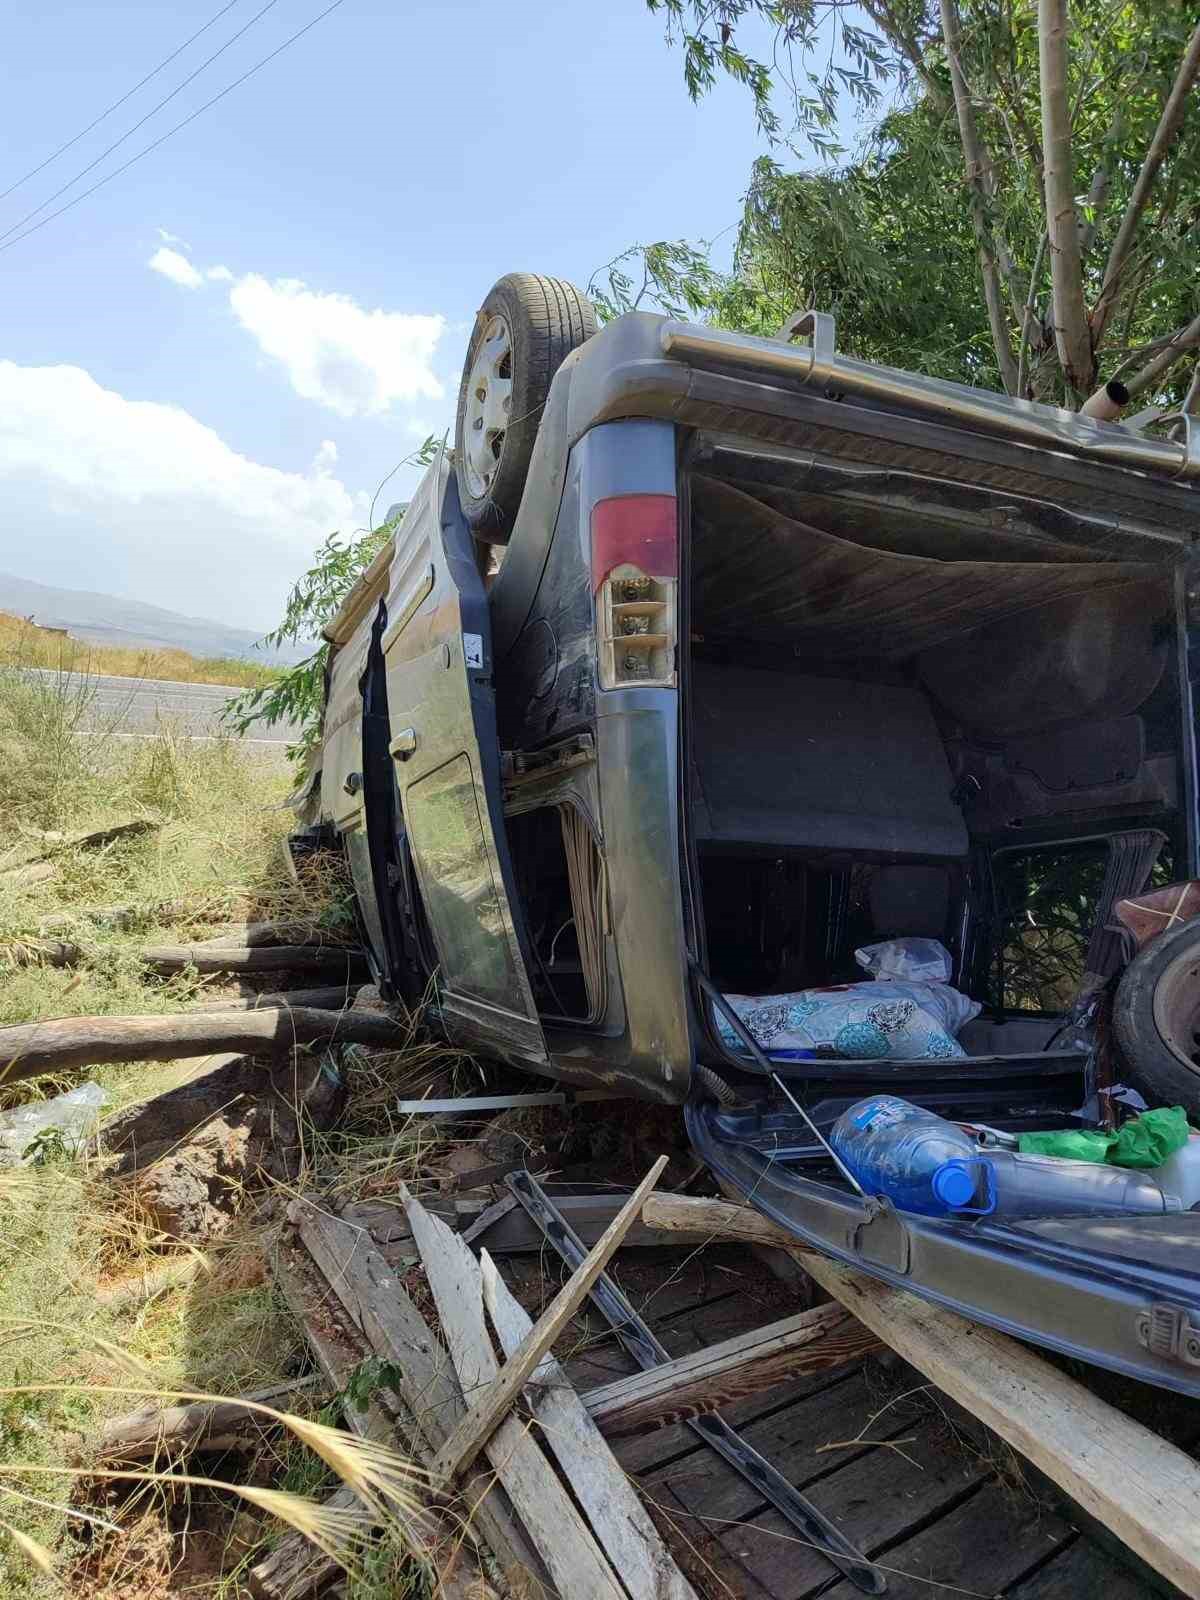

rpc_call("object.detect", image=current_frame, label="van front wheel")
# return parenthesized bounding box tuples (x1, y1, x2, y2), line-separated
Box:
(454, 273, 596, 541)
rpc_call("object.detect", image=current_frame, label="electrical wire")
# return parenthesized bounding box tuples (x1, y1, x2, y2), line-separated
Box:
(0, 0, 282, 246)
(1, 0, 245, 203)
(0, 0, 346, 257)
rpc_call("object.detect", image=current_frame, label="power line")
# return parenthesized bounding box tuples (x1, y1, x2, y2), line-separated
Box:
(0, 0, 246, 203)
(0, 0, 282, 245)
(0, 0, 347, 258)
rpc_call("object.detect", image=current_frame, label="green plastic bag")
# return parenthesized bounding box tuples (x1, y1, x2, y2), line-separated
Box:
(1018, 1128, 1115, 1163)
(1107, 1105, 1191, 1169)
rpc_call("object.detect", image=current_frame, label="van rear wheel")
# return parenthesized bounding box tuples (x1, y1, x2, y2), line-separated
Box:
(454, 273, 596, 541)
(1114, 919, 1200, 1117)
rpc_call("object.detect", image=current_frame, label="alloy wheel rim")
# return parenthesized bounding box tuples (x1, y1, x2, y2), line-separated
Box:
(463, 314, 513, 498)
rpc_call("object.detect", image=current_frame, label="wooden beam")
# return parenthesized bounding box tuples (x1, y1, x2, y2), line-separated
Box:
(0, 1006, 412, 1086)
(95, 1376, 326, 1463)
(480, 1250, 698, 1600)
(639, 1192, 1200, 1599)
(406, 1195, 625, 1600)
(581, 1302, 881, 1438)
(141, 944, 366, 976)
(426, 1155, 668, 1484)
(187, 986, 361, 1013)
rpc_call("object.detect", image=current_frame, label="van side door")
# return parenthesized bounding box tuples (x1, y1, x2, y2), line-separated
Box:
(382, 450, 549, 1068)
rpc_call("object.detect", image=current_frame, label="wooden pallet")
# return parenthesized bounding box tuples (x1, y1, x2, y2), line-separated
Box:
(266, 1186, 1183, 1600)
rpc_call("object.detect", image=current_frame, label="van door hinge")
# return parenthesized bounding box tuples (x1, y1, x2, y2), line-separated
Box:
(1136, 1303, 1200, 1366)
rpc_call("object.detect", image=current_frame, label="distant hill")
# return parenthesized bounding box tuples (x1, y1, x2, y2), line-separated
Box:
(0, 572, 310, 665)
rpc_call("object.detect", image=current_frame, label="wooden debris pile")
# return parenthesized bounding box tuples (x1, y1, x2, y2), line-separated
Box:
(260, 1164, 894, 1600)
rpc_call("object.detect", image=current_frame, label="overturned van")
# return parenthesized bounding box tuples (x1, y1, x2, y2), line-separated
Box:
(299, 273, 1200, 1394)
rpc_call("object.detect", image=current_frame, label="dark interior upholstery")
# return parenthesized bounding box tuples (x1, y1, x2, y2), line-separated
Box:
(690, 661, 969, 860)
(868, 865, 952, 938)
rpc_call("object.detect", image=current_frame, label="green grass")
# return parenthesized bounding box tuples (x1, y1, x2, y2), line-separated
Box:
(0, 666, 322, 1597)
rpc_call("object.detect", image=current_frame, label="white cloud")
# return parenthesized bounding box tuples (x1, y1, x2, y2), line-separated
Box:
(228, 274, 445, 417)
(0, 361, 367, 629)
(146, 248, 446, 418)
(148, 246, 203, 290)
(156, 226, 191, 250)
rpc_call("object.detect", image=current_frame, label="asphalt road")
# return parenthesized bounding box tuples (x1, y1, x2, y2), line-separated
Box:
(27, 668, 301, 744)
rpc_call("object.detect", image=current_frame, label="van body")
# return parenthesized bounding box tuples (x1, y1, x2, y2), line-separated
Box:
(303, 309, 1200, 1394)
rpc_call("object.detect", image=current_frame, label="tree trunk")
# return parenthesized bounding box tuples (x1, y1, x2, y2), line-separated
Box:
(187, 986, 366, 1013)
(939, 0, 1019, 394)
(140, 945, 367, 976)
(0, 1007, 409, 1087)
(1037, 0, 1094, 394)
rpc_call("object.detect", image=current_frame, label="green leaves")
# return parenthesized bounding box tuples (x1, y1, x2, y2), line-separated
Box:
(223, 436, 442, 765)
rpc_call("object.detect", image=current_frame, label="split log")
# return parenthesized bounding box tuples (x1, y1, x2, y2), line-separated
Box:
(95, 1375, 326, 1463)
(426, 1155, 668, 1484)
(194, 921, 345, 950)
(0, 1006, 410, 1087)
(141, 944, 367, 976)
(639, 1192, 1200, 1600)
(4, 939, 83, 969)
(581, 1302, 881, 1437)
(187, 987, 363, 1014)
(95, 1255, 210, 1311)
(38, 898, 194, 935)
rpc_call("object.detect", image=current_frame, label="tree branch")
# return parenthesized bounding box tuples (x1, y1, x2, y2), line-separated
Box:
(1124, 310, 1200, 399)
(939, 0, 1019, 392)
(1016, 231, 1049, 398)
(1037, 0, 1093, 394)
(1092, 22, 1200, 345)
(1184, 360, 1200, 417)
(859, 0, 948, 114)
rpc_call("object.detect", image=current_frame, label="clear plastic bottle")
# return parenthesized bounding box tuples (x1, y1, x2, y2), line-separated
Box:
(1137, 1132, 1200, 1211)
(829, 1096, 982, 1217)
(830, 1095, 1183, 1219)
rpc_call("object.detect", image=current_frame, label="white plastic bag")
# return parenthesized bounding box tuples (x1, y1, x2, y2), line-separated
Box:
(855, 938, 953, 985)
(0, 1082, 107, 1164)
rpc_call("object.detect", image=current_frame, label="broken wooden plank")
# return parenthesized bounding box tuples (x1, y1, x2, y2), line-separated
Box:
(294, 1198, 552, 1598)
(405, 1194, 626, 1600)
(640, 1192, 1200, 1600)
(95, 1375, 326, 1463)
(0, 1006, 411, 1086)
(141, 944, 367, 976)
(480, 1249, 699, 1600)
(427, 1155, 668, 1484)
(463, 1188, 708, 1252)
(256, 1238, 498, 1600)
(581, 1302, 881, 1437)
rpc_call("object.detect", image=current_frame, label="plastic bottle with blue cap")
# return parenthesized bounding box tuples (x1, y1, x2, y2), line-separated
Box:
(830, 1095, 1181, 1219)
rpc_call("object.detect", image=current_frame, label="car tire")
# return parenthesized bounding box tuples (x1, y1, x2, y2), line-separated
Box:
(1113, 918, 1200, 1115)
(454, 273, 596, 541)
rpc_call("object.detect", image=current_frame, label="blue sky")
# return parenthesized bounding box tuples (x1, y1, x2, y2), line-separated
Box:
(0, 0, 843, 631)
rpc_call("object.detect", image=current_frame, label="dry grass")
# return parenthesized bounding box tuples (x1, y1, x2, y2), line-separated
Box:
(0, 613, 282, 692)
(0, 663, 437, 1598)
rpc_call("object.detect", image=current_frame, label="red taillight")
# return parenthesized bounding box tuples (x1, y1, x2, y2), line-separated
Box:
(590, 494, 677, 590)
(591, 494, 678, 689)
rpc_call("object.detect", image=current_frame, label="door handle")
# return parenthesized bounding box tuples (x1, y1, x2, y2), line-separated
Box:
(389, 728, 418, 761)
